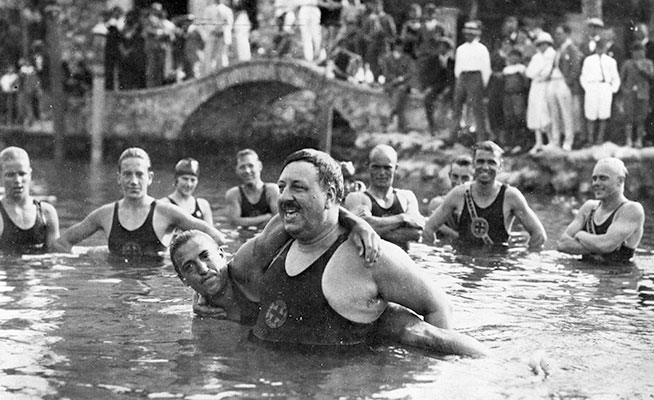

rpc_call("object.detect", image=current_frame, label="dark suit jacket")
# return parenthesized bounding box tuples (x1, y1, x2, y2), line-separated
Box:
(558, 42, 583, 95)
(620, 58, 654, 100)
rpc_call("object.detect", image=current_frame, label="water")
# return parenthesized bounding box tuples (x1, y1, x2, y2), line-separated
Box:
(1, 158, 653, 400)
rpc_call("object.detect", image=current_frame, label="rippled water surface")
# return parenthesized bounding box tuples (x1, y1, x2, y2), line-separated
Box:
(1, 158, 653, 399)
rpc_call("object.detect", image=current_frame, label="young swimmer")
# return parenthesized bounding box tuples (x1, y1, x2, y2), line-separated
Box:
(170, 229, 489, 357)
(164, 158, 213, 225)
(0, 147, 60, 254)
(54, 148, 225, 258)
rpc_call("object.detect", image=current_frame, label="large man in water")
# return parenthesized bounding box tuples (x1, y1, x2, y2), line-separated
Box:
(344, 144, 424, 251)
(557, 158, 644, 264)
(224, 149, 279, 228)
(170, 228, 488, 357)
(55, 148, 226, 257)
(0, 146, 60, 254)
(424, 141, 546, 250)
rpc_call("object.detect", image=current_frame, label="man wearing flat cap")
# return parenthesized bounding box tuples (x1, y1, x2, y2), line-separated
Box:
(450, 20, 491, 146)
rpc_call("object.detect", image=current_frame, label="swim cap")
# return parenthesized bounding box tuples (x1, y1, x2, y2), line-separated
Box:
(175, 158, 199, 177)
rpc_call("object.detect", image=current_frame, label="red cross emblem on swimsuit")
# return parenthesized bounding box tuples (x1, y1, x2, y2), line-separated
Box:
(264, 299, 288, 329)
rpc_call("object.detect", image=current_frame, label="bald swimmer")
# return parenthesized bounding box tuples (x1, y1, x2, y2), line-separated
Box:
(557, 157, 645, 264)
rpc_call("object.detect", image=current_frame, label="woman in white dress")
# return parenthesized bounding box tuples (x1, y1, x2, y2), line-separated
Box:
(525, 32, 556, 154)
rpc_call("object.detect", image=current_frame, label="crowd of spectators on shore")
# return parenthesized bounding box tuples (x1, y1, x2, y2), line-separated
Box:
(2, 1, 654, 151)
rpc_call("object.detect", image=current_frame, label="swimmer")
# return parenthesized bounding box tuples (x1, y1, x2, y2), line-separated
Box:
(557, 157, 644, 264)
(424, 141, 546, 250)
(54, 147, 226, 258)
(340, 160, 366, 197)
(171, 228, 488, 357)
(344, 144, 424, 251)
(163, 158, 213, 225)
(0, 146, 60, 254)
(224, 149, 279, 228)
(424, 154, 474, 244)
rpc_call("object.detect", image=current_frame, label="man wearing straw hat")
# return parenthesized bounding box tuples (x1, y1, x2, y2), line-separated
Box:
(448, 20, 491, 146)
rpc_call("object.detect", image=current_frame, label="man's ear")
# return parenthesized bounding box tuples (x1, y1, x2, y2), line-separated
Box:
(325, 185, 337, 209)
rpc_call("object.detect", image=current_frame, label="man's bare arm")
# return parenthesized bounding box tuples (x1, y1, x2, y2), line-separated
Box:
(507, 187, 546, 250)
(575, 202, 644, 253)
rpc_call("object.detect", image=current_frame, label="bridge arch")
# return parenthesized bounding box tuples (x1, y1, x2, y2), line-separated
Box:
(102, 59, 391, 143)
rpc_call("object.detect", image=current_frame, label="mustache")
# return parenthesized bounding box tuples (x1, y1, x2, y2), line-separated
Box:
(279, 199, 301, 211)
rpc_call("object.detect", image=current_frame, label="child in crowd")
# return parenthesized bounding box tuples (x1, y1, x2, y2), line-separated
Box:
(502, 49, 529, 153)
(619, 41, 654, 148)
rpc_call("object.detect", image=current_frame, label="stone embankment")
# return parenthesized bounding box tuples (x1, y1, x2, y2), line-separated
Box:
(350, 133, 654, 199)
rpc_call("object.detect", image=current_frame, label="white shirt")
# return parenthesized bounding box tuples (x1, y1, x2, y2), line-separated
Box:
(526, 46, 556, 82)
(580, 53, 621, 93)
(454, 39, 491, 86)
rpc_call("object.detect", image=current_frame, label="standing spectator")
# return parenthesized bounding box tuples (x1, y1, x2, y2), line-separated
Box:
(17, 58, 41, 128)
(380, 39, 413, 133)
(233, 0, 252, 62)
(143, 4, 169, 87)
(419, 4, 445, 46)
(604, 28, 625, 70)
(450, 21, 490, 146)
(400, 3, 422, 59)
(1, 65, 19, 125)
(525, 32, 555, 154)
(273, 0, 296, 58)
(319, 0, 343, 58)
(583, 18, 605, 57)
(620, 41, 654, 148)
(297, 0, 322, 62)
(580, 39, 621, 145)
(547, 25, 580, 151)
(502, 49, 529, 152)
(487, 39, 510, 144)
(633, 22, 654, 145)
(119, 10, 146, 90)
(553, 24, 583, 148)
(418, 36, 454, 136)
(360, 0, 396, 80)
(201, 0, 234, 75)
(105, 6, 125, 90)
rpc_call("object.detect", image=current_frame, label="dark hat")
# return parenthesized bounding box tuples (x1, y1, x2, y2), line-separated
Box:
(175, 158, 199, 177)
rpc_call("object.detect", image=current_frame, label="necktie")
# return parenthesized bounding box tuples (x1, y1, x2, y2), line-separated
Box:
(599, 54, 606, 82)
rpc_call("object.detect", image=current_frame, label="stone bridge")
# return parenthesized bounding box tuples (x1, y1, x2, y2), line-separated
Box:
(102, 59, 393, 144)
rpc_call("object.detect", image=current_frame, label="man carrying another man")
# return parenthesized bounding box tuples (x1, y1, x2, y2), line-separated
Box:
(0, 147, 59, 254)
(345, 144, 424, 251)
(54, 147, 225, 257)
(225, 149, 279, 229)
(424, 141, 546, 250)
(170, 148, 489, 356)
(557, 158, 644, 264)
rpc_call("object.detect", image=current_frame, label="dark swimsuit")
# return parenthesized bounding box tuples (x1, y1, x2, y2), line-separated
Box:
(582, 202, 635, 264)
(0, 200, 48, 254)
(167, 196, 204, 220)
(457, 184, 509, 248)
(364, 190, 412, 250)
(107, 201, 166, 257)
(239, 185, 271, 217)
(253, 232, 372, 346)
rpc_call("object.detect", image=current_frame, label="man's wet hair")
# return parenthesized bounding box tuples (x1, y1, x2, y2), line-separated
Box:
(451, 154, 473, 169)
(283, 148, 345, 202)
(169, 229, 218, 278)
(0, 146, 30, 167)
(236, 148, 260, 163)
(473, 141, 504, 159)
(118, 147, 151, 171)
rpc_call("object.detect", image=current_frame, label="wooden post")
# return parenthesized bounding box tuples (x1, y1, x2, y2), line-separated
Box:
(318, 90, 334, 155)
(44, 3, 66, 163)
(582, 0, 602, 19)
(90, 24, 107, 164)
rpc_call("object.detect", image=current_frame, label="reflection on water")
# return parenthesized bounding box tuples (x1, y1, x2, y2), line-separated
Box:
(1, 159, 653, 399)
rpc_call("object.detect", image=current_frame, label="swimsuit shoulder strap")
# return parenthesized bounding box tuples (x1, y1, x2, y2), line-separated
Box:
(167, 197, 178, 206)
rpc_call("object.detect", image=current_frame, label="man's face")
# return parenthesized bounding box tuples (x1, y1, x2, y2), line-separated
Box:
(449, 164, 474, 187)
(464, 32, 476, 42)
(554, 27, 565, 47)
(236, 154, 262, 185)
(174, 235, 228, 297)
(117, 157, 152, 200)
(591, 163, 623, 200)
(175, 174, 198, 197)
(473, 150, 501, 184)
(1, 158, 32, 201)
(277, 161, 331, 241)
(368, 152, 396, 190)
